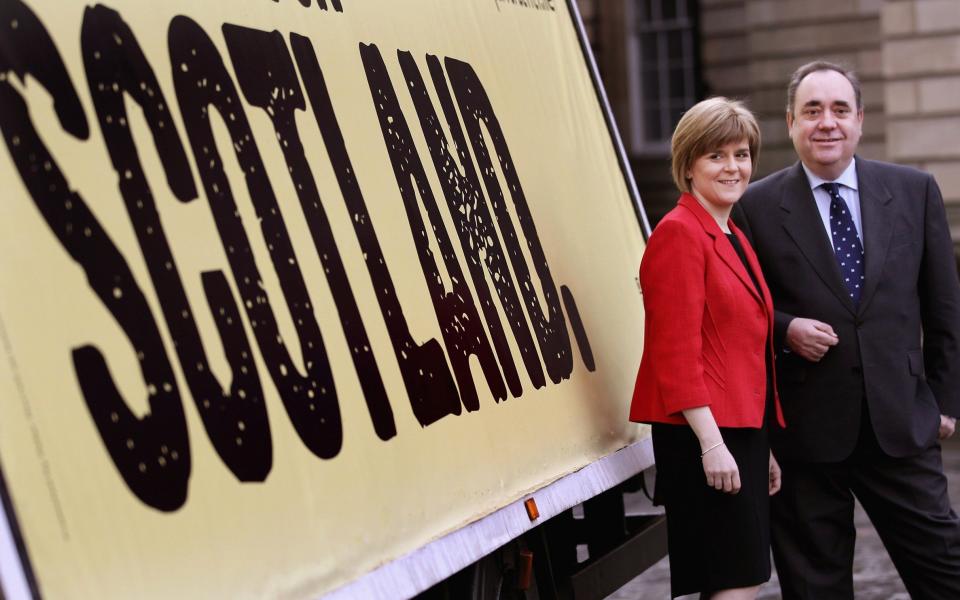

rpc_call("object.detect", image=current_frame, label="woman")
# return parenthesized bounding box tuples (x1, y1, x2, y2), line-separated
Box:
(630, 97, 785, 600)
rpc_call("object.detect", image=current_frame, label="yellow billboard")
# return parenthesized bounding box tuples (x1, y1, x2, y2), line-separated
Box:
(0, 0, 648, 597)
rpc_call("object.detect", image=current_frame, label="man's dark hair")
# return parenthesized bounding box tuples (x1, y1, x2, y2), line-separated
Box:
(786, 60, 863, 115)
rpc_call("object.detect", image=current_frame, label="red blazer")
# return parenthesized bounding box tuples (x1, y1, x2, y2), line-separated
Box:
(630, 194, 785, 428)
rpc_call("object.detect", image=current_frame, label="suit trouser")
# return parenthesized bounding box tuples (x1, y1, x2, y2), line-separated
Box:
(771, 417, 960, 600)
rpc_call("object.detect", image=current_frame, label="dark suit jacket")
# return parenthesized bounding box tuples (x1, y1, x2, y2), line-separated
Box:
(631, 194, 784, 428)
(734, 157, 960, 461)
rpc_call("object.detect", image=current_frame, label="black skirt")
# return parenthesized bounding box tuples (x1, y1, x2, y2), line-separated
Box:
(652, 422, 772, 597)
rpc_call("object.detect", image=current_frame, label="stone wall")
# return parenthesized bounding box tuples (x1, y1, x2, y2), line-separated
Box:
(704, 0, 885, 177)
(576, 0, 960, 248)
(881, 0, 960, 238)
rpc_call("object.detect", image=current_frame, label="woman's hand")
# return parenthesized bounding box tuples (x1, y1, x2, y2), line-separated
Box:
(701, 443, 740, 494)
(768, 451, 782, 496)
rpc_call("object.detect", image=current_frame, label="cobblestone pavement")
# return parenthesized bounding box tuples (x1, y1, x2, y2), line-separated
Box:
(609, 437, 960, 599)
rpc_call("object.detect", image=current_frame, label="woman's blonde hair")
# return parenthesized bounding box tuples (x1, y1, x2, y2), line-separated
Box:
(670, 97, 761, 193)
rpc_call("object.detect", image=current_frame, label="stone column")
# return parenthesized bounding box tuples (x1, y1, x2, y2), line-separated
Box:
(700, 0, 750, 102)
(882, 0, 960, 244)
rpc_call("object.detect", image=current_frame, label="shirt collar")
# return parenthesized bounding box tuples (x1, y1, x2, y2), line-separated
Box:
(801, 158, 859, 192)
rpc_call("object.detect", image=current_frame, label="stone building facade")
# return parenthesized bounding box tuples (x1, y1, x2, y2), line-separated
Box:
(578, 0, 960, 246)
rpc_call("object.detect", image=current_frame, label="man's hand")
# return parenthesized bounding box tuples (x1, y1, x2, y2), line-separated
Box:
(785, 318, 839, 362)
(939, 415, 957, 439)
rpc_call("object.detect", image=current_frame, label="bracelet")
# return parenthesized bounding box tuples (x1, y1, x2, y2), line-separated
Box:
(700, 441, 724, 458)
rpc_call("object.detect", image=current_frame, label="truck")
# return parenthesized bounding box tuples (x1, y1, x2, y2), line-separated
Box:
(0, 0, 664, 597)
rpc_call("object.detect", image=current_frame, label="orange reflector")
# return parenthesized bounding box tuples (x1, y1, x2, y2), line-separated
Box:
(524, 497, 539, 521)
(518, 549, 534, 590)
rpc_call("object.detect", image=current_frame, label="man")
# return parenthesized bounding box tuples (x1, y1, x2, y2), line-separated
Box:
(734, 61, 960, 599)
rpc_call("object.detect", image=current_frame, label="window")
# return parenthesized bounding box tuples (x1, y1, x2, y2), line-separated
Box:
(626, 0, 700, 153)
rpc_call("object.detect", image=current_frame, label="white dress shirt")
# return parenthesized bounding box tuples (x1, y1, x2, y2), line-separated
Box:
(801, 159, 863, 250)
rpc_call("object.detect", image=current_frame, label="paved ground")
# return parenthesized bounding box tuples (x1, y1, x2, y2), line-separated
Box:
(608, 436, 960, 599)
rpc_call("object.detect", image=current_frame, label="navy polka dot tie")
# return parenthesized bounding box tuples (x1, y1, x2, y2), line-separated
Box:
(823, 182, 864, 306)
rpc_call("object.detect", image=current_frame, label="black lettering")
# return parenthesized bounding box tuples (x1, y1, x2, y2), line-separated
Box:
(561, 285, 594, 371)
(0, 0, 189, 511)
(81, 6, 272, 482)
(446, 58, 594, 380)
(169, 16, 341, 458)
(269, 0, 342, 10)
(295, 39, 459, 426)
(362, 48, 507, 411)
(223, 25, 395, 440)
(409, 52, 547, 396)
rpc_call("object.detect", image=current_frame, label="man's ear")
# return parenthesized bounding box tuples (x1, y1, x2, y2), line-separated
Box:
(786, 110, 794, 131)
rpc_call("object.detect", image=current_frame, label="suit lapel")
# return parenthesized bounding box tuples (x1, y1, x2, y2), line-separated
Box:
(856, 158, 894, 313)
(678, 194, 763, 306)
(778, 163, 857, 315)
(735, 224, 774, 313)
(713, 233, 765, 306)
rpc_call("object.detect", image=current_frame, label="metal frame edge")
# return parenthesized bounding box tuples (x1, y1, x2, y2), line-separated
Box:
(565, 0, 652, 238)
(321, 437, 655, 600)
(0, 459, 39, 600)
